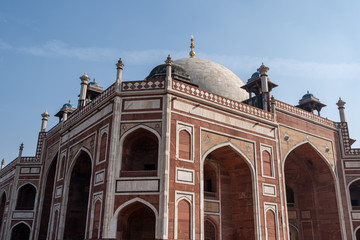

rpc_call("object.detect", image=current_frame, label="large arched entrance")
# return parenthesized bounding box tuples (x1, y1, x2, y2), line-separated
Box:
(38, 155, 57, 240)
(63, 151, 92, 240)
(116, 201, 156, 240)
(10, 223, 30, 240)
(284, 143, 341, 239)
(203, 145, 255, 239)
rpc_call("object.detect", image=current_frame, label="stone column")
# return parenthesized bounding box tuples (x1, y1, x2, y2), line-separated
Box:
(165, 55, 173, 89)
(40, 111, 50, 132)
(116, 58, 124, 89)
(336, 98, 346, 122)
(63, 110, 68, 121)
(258, 63, 270, 111)
(78, 73, 90, 109)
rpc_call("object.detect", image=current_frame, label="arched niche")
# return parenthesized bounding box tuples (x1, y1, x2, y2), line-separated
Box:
(349, 179, 360, 210)
(16, 183, 36, 210)
(204, 218, 217, 240)
(120, 127, 159, 177)
(10, 222, 31, 240)
(116, 201, 156, 240)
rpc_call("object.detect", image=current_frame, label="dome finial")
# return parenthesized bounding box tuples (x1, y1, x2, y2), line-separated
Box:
(189, 35, 195, 58)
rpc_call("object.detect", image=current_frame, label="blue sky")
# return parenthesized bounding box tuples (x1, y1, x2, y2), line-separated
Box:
(1, 1, 359, 163)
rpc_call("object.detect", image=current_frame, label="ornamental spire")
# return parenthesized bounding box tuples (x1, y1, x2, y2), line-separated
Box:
(189, 35, 195, 58)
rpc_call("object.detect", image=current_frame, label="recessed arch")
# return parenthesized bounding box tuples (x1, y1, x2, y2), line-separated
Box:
(175, 197, 192, 240)
(38, 153, 58, 240)
(204, 216, 218, 240)
(265, 209, 277, 240)
(119, 126, 160, 177)
(282, 140, 335, 178)
(109, 197, 159, 239)
(349, 179, 360, 210)
(62, 149, 92, 240)
(0, 191, 6, 235)
(116, 125, 161, 177)
(283, 142, 341, 239)
(289, 224, 299, 240)
(201, 141, 255, 172)
(10, 221, 31, 240)
(201, 142, 257, 240)
(16, 183, 37, 210)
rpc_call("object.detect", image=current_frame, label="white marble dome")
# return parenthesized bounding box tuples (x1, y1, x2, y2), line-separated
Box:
(174, 57, 248, 102)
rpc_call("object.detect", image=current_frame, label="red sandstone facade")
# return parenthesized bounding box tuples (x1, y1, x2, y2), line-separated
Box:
(0, 55, 359, 240)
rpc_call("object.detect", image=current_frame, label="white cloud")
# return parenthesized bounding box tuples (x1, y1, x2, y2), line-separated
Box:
(0, 39, 11, 50)
(18, 40, 360, 84)
(21, 40, 119, 61)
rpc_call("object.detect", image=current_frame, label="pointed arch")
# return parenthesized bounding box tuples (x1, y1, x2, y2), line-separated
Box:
(16, 183, 37, 210)
(201, 141, 255, 173)
(38, 152, 58, 240)
(204, 216, 218, 240)
(282, 140, 335, 178)
(119, 125, 160, 177)
(0, 191, 6, 235)
(67, 146, 94, 174)
(61, 148, 93, 240)
(201, 141, 258, 240)
(108, 197, 159, 239)
(175, 197, 192, 240)
(118, 125, 161, 168)
(265, 208, 277, 240)
(10, 221, 31, 240)
(282, 141, 342, 239)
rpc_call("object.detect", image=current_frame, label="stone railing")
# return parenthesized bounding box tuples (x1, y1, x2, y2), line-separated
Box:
(172, 80, 274, 121)
(121, 79, 165, 91)
(336, 122, 360, 155)
(275, 100, 335, 128)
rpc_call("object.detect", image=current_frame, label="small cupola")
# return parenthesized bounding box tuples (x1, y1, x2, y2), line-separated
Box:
(86, 79, 104, 102)
(241, 63, 278, 111)
(297, 91, 326, 115)
(55, 100, 76, 122)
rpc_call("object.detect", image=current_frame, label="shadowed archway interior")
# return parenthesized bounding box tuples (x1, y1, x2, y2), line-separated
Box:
(63, 151, 92, 240)
(284, 143, 341, 240)
(116, 202, 156, 240)
(204, 146, 255, 240)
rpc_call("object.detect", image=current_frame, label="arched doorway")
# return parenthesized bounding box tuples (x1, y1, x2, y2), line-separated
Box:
(38, 155, 57, 240)
(284, 143, 341, 239)
(203, 145, 255, 239)
(10, 223, 30, 240)
(0, 192, 6, 233)
(63, 151, 92, 240)
(117, 202, 156, 240)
